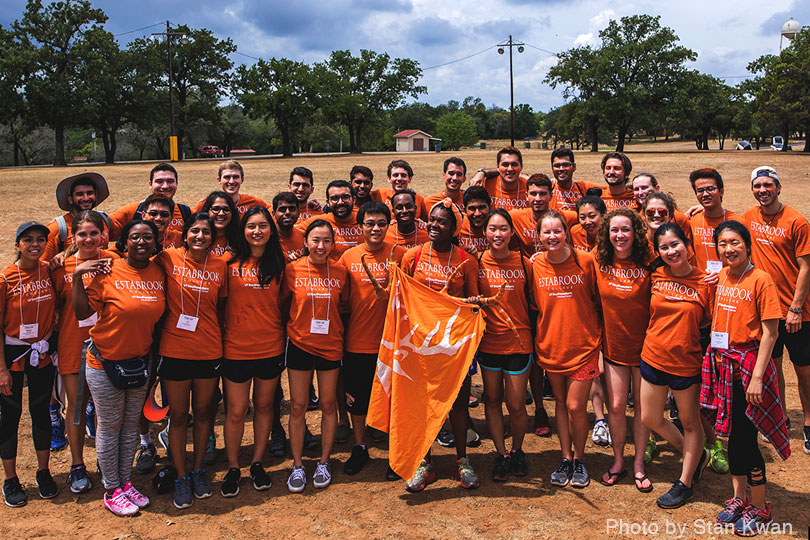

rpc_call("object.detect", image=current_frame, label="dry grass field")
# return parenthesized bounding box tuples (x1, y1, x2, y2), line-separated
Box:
(1, 143, 809, 539)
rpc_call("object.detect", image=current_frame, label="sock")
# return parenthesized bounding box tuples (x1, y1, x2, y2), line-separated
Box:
(360, 444, 366, 450)
(140, 433, 152, 446)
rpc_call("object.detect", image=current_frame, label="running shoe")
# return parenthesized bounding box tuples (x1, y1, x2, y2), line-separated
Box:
(436, 427, 454, 447)
(368, 426, 387, 442)
(3, 477, 26, 507)
(525, 389, 533, 405)
(534, 408, 551, 437)
(803, 426, 810, 455)
(303, 426, 319, 450)
(644, 435, 659, 464)
(173, 476, 193, 509)
(202, 435, 218, 466)
(121, 481, 150, 508)
(457, 457, 480, 489)
(68, 464, 92, 494)
(313, 462, 332, 489)
(335, 424, 352, 444)
(693, 449, 709, 485)
(466, 427, 481, 448)
(104, 487, 139, 517)
(707, 439, 729, 474)
(287, 465, 306, 493)
(308, 384, 319, 410)
(135, 443, 157, 474)
(50, 404, 67, 452)
(492, 454, 510, 482)
(158, 423, 170, 454)
(592, 419, 610, 447)
(627, 390, 634, 409)
(509, 449, 528, 477)
(550, 458, 573, 487)
(656, 480, 693, 509)
(570, 459, 590, 488)
(543, 376, 555, 400)
(385, 465, 400, 481)
(344, 445, 370, 476)
(734, 504, 772, 537)
(36, 468, 58, 499)
(717, 497, 748, 524)
(405, 460, 437, 492)
(468, 394, 480, 408)
(269, 425, 287, 457)
(85, 401, 96, 439)
(249, 462, 272, 491)
(190, 468, 212, 498)
(221, 468, 240, 497)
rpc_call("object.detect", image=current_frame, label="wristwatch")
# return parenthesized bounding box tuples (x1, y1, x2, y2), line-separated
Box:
(476, 168, 486, 174)
(788, 307, 802, 314)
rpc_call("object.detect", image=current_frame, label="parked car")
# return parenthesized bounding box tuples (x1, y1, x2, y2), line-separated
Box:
(770, 136, 792, 151)
(201, 145, 224, 158)
(735, 140, 752, 150)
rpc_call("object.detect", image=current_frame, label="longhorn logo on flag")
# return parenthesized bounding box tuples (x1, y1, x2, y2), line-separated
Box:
(366, 265, 485, 481)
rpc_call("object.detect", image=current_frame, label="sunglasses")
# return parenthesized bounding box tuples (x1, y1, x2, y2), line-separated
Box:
(645, 208, 669, 218)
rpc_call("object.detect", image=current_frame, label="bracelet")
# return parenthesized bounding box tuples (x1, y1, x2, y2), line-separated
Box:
(476, 168, 486, 174)
(788, 307, 802, 314)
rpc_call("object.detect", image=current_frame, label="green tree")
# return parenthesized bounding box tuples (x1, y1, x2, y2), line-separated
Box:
(668, 71, 735, 149)
(435, 111, 478, 150)
(0, 24, 31, 166)
(513, 103, 539, 139)
(314, 50, 425, 153)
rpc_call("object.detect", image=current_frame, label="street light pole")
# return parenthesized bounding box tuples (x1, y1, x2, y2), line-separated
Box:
(152, 21, 188, 161)
(498, 35, 525, 148)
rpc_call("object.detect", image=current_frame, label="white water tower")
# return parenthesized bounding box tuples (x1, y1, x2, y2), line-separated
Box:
(780, 17, 801, 51)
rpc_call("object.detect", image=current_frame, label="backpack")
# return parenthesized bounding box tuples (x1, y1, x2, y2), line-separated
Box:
(56, 211, 112, 253)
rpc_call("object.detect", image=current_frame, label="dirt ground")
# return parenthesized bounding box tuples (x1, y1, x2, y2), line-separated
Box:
(1, 142, 809, 539)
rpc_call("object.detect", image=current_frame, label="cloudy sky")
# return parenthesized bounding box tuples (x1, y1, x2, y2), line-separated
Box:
(2, 0, 807, 112)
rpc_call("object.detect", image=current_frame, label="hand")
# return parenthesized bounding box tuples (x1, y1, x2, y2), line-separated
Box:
(469, 171, 485, 187)
(465, 244, 481, 256)
(73, 258, 112, 278)
(308, 199, 322, 211)
(0, 369, 11, 396)
(745, 377, 763, 405)
(685, 204, 704, 218)
(49, 252, 66, 271)
(462, 296, 482, 305)
(786, 310, 802, 333)
(702, 270, 719, 285)
(345, 392, 355, 406)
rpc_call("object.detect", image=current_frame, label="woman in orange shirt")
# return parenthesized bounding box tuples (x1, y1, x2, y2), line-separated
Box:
(0, 221, 58, 507)
(640, 222, 713, 509)
(154, 213, 228, 509)
(220, 206, 286, 497)
(202, 191, 239, 258)
(477, 209, 533, 482)
(73, 219, 166, 516)
(594, 208, 653, 491)
(570, 195, 605, 253)
(531, 211, 601, 490)
(283, 220, 349, 493)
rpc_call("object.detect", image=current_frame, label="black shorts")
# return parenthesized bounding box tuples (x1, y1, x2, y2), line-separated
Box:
(341, 352, 377, 416)
(158, 357, 222, 381)
(772, 320, 810, 366)
(477, 352, 531, 375)
(639, 360, 700, 391)
(285, 340, 340, 372)
(223, 355, 285, 383)
(699, 326, 711, 354)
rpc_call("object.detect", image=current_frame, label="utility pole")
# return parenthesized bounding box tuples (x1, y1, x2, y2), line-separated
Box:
(152, 21, 189, 161)
(498, 35, 525, 147)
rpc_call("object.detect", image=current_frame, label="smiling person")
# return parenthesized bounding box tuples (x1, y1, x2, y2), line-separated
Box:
(687, 169, 740, 274)
(273, 192, 306, 263)
(289, 167, 323, 223)
(599, 152, 636, 212)
(458, 186, 491, 255)
(385, 189, 429, 249)
(220, 207, 286, 497)
(350, 165, 375, 210)
(425, 157, 467, 211)
(192, 160, 269, 218)
(202, 191, 240, 258)
(72, 219, 165, 516)
(297, 180, 363, 259)
(570, 195, 606, 253)
(743, 166, 810, 452)
(139, 195, 182, 251)
(470, 146, 528, 211)
(283, 220, 349, 493)
(372, 160, 428, 220)
(1, 222, 58, 507)
(548, 148, 600, 211)
(642, 192, 695, 259)
(510, 174, 577, 259)
(153, 213, 228, 509)
(632, 172, 693, 245)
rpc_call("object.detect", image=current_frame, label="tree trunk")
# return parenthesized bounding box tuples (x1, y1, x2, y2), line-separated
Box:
(782, 126, 790, 152)
(54, 122, 66, 166)
(615, 124, 628, 152)
(102, 129, 117, 163)
(10, 124, 21, 167)
(155, 135, 167, 159)
(589, 118, 598, 152)
(280, 125, 293, 157)
(178, 127, 185, 159)
(803, 128, 810, 152)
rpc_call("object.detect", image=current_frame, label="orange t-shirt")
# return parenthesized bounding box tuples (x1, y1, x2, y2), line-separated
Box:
(401, 243, 479, 298)
(549, 180, 600, 211)
(595, 257, 651, 366)
(688, 210, 741, 272)
(42, 213, 111, 262)
(642, 266, 713, 377)
(484, 176, 529, 211)
(531, 250, 601, 375)
(296, 202, 324, 224)
(159, 228, 183, 250)
(0, 261, 56, 372)
(458, 220, 488, 254)
(385, 221, 429, 249)
(339, 241, 407, 354)
(154, 247, 228, 360)
(84, 258, 165, 368)
(192, 193, 269, 219)
(224, 256, 285, 360)
(210, 235, 231, 258)
(373, 188, 429, 221)
(52, 249, 116, 374)
(279, 228, 306, 262)
(602, 188, 636, 212)
(296, 209, 363, 259)
(110, 199, 187, 239)
(569, 224, 597, 253)
(509, 208, 579, 258)
(283, 256, 349, 361)
(425, 190, 465, 213)
(712, 266, 782, 346)
(743, 205, 810, 320)
(477, 251, 533, 354)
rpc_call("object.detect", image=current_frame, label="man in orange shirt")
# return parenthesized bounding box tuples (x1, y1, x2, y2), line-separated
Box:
(289, 167, 323, 223)
(350, 165, 375, 210)
(297, 180, 362, 259)
(192, 160, 269, 217)
(510, 174, 577, 258)
(425, 157, 466, 211)
(687, 168, 740, 273)
(549, 148, 600, 211)
(273, 192, 305, 263)
(743, 166, 810, 453)
(599, 152, 636, 212)
(372, 160, 428, 220)
(141, 196, 183, 250)
(458, 186, 490, 255)
(385, 190, 429, 249)
(470, 146, 529, 211)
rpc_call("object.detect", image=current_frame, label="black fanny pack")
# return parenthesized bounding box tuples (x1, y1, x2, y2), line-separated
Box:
(89, 341, 148, 390)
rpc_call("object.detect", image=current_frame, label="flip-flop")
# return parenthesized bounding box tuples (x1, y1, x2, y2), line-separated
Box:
(599, 468, 627, 486)
(634, 473, 654, 493)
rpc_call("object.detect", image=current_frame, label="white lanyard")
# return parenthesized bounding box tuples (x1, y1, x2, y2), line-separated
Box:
(75, 253, 100, 328)
(427, 242, 455, 289)
(306, 256, 331, 334)
(702, 210, 726, 272)
(710, 262, 752, 349)
(177, 250, 208, 332)
(15, 262, 41, 339)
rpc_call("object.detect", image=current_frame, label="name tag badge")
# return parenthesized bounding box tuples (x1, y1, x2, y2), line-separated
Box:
(78, 312, 98, 328)
(711, 331, 729, 350)
(310, 319, 330, 335)
(706, 260, 723, 273)
(176, 314, 199, 332)
(19, 323, 39, 340)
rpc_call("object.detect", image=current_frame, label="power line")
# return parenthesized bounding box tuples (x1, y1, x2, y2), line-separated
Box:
(523, 42, 558, 56)
(114, 22, 164, 37)
(422, 45, 498, 70)
(232, 50, 262, 61)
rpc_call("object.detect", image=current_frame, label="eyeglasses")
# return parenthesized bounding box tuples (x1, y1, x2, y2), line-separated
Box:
(645, 208, 669, 218)
(362, 221, 388, 229)
(328, 194, 353, 203)
(209, 206, 231, 214)
(552, 162, 573, 169)
(695, 186, 718, 195)
(146, 210, 171, 218)
(128, 233, 155, 243)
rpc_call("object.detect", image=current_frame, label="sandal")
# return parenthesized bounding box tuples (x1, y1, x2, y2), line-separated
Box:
(634, 473, 653, 493)
(599, 468, 627, 486)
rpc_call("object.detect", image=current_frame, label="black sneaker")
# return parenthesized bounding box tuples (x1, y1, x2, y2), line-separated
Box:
(269, 426, 287, 457)
(220, 468, 240, 498)
(303, 426, 319, 450)
(550, 458, 573, 487)
(36, 469, 58, 499)
(135, 443, 157, 474)
(67, 464, 92, 494)
(385, 465, 400, 481)
(570, 459, 590, 488)
(249, 462, 272, 491)
(3, 477, 26, 507)
(525, 389, 533, 405)
(368, 427, 387, 442)
(803, 426, 810, 455)
(692, 449, 708, 485)
(343, 445, 370, 476)
(491, 454, 510, 482)
(308, 384, 319, 410)
(436, 427, 454, 447)
(543, 376, 554, 400)
(656, 480, 693, 509)
(509, 449, 528, 477)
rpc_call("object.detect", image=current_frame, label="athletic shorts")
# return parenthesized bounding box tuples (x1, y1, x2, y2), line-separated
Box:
(772, 320, 810, 366)
(341, 352, 377, 416)
(223, 355, 285, 383)
(570, 356, 600, 381)
(158, 357, 222, 381)
(478, 352, 531, 375)
(285, 340, 340, 372)
(639, 360, 700, 391)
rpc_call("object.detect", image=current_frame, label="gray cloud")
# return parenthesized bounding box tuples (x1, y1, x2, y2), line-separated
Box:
(760, 1, 809, 37)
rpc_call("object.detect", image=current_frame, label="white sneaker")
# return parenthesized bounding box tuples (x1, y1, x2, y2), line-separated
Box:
(313, 462, 332, 489)
(121, 481, 150, 508)
(592, 419, 610, 446)
(287, 465, 306, 493)
(104, 487, 139, 517)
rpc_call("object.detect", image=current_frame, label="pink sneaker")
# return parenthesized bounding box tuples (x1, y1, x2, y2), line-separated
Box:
(122, 481, 150, 508)
(104, 487, 139, 516)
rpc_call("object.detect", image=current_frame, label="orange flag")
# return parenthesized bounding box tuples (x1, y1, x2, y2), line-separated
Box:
(366, 265, 485, 480)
